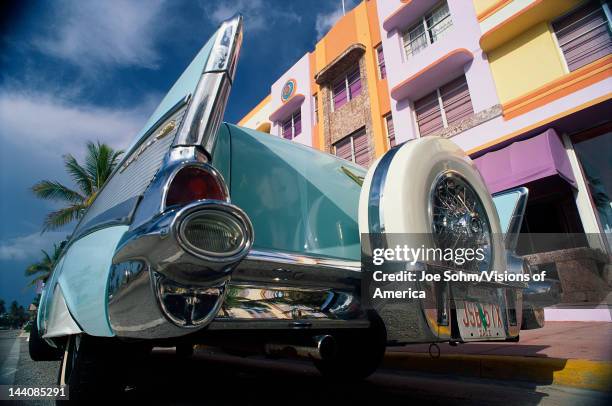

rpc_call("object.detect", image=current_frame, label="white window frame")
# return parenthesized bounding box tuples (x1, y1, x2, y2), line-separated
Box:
(313, 93, 319, 125)
(376, 45, 386, 79)
(550, 22, 571, 74)
(402, 1, 453, 59)
(333, 128, 367, 163)
(281, 109, 301, 140)
(333, 136, 356, 162)
(331, 66, 361, 111)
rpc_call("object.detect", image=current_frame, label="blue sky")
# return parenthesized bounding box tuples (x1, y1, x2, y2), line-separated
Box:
(0, 0, 359, 307)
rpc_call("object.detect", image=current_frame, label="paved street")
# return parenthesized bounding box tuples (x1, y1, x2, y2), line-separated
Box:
(0, 330, 609, 405)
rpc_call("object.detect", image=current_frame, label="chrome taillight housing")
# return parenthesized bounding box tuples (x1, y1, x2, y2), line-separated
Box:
(173, 201, 254, 264)
(165, 165, 227, 208)
(179, 210, 246, 258)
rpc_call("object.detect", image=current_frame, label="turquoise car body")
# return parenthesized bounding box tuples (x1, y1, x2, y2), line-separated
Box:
(37, 16, 528, 342)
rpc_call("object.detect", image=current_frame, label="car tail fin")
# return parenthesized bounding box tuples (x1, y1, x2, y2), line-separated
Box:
(127, 15, 243, 155)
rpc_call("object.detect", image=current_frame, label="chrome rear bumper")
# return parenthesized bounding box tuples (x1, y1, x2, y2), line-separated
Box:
(108, 200, 253, 338)
(108, 205, 368, 339)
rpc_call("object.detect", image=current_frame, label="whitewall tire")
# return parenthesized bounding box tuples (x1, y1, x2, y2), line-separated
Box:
(359, 136, 505, 273)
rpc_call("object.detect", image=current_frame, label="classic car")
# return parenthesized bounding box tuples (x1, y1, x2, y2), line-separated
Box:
(29, 16, 559, 398)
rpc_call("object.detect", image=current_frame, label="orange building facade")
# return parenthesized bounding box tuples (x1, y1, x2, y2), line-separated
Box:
(238, 0, 393, 167)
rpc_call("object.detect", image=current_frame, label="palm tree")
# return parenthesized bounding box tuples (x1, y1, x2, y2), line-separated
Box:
(25, 243, 64, 286)
(32, 141, 123, 231)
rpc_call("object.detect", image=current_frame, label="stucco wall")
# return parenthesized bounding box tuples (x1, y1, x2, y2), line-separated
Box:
(377, 0, 500, 143)
(488, 22, 567, 103)
(269, 54, 313, 147)
(237, 95, 272, 131)
(473, 0, 500, 15)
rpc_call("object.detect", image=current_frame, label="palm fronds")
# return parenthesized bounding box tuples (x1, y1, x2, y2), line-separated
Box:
(24, 243, 65, 286)
(31, 141, 123, 231)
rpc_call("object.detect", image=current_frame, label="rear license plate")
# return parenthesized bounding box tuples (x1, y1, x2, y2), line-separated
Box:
(457, 301, 505, 340)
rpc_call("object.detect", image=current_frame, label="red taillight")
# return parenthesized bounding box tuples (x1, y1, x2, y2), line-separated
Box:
(165, 167, 226, 207)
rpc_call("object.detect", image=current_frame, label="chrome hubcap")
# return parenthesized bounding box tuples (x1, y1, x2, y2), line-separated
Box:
(431, 172, 492, 272)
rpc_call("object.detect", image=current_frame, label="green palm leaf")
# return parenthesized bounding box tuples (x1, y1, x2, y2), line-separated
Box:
(42, 204, 88, 232)
(31, 180, 85, 204)
(24, 244, 65, 286)
(32, 141, 122, 232)
(85, 141, 123, 190)
(64, 154, 94, 197)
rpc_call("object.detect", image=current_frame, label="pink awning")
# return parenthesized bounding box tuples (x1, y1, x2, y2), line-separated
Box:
(269, 94, 305, 122)
(474, 129, 577, 194)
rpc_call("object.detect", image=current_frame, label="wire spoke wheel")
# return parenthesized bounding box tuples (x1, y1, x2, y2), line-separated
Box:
(430, 172, 492, 272)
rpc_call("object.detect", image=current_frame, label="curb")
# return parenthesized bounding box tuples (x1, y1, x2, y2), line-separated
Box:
(383, 352, 612, 392)
(544, 308, 612, 322)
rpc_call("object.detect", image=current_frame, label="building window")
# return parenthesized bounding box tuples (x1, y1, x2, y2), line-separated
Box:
(333, 127, 370, 166)
(402, 1, 453, 58)
(552, 0, 612, 72)
(332, 67, 362, 111)
(414, 75, 473, 137)
(376, 45, 386, 79)
(281, 109, 301, 140)
(313, 93, 319, 125)
(384, 114, 396, 147)
(571, 127, 612, 248)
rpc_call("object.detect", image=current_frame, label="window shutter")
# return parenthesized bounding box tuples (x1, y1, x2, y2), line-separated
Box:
(347, 68, 362, 98)
(553, 1, 612, 72)
(334, 137, 353, 161)
(440, 75, 474, 126)
(353, 129, 370, 167)
(415, 91, 444, 136)
(332, 78, 348, 109)
(282, 117, 293, 139)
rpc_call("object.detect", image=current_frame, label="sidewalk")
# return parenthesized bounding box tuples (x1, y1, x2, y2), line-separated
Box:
(384, 322, 612, 391)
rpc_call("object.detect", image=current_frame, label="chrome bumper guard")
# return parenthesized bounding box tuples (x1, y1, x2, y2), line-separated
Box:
(108, 200, 253, 339)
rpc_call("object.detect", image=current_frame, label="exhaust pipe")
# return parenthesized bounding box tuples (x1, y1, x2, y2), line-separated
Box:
(264, 335, 337, 361)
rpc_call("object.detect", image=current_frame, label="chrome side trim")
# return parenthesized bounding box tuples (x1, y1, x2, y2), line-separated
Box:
(233, 250, 362, 292)
(71, 196, 141, 241)
(43, 285, 82, 339)
(174, 15, 243, 154)
(246, 250, 361, 272)
(367, 146, 400, 234)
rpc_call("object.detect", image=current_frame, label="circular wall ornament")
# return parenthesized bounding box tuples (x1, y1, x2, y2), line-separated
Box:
(281, 79, 297, 102)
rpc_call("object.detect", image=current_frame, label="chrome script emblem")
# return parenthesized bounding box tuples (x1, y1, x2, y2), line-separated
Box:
(119, 120, 176, 173)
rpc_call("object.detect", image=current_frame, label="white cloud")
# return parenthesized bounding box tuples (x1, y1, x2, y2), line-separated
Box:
(205, 0, 301, 33)
(0, 89, 155, 160)
(315, 0, 359, 39)
(0, 231, 67, 261)
(315, 9, 344, 40)
(34, 0, 167, 69)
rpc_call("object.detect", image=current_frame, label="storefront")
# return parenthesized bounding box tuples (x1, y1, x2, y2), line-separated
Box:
(473, 123, 611, 304)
